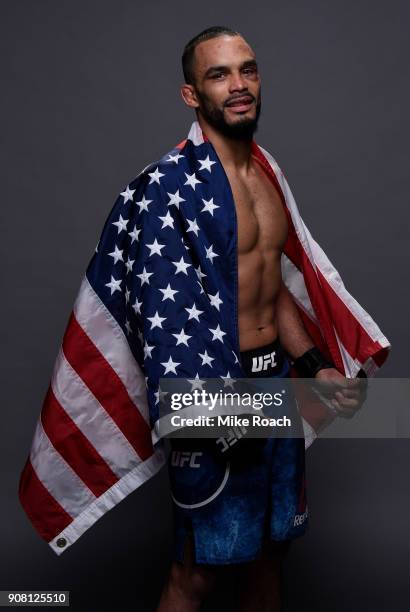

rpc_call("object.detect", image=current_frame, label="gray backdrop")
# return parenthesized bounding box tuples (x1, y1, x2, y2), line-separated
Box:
(1, 0, 409, 610)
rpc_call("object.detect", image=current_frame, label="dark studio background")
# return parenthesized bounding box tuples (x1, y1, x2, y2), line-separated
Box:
(1, 0, 409, 610)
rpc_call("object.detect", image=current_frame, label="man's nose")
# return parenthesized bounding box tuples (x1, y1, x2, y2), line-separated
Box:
(228, 71, 247, 92)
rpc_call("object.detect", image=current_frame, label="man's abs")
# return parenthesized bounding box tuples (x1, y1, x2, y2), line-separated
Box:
(226, 155, 288, 352)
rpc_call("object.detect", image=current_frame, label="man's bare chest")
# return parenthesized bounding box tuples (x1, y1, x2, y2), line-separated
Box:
(225, 158, 288, 255)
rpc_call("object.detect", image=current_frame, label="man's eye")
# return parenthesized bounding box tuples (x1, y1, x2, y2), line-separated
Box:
(243, 67, 257, 75)
(211, 73, 224, 79)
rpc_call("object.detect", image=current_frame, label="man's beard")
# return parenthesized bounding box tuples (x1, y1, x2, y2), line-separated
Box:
(195, 89, 262, 141)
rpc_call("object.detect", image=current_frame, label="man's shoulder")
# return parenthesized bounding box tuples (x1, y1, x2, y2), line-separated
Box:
(126, 142, 190, 191)
(105, 140, 192, 222)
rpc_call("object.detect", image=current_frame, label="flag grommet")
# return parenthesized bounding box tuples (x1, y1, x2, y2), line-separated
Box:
(56, 538, 67, 548)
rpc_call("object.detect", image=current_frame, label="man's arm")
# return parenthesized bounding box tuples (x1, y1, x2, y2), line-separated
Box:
(275, 280, 315, 359)
(275, 280, 363, 415)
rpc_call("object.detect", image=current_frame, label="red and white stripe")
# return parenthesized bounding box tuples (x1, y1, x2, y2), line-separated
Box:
(19, 276, 166, 555)
(254, 142, 390, 442)
(255, 142, 390, 372)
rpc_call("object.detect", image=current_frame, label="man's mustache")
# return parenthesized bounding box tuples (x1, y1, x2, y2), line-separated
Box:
(224, 93, 256, 107)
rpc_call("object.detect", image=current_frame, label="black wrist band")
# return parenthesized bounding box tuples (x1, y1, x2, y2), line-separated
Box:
(293, 347, 335, 378)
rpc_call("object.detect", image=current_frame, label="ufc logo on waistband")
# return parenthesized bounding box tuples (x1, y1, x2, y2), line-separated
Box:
(170, 451, 202, 468)
(251, 351, 277, 372)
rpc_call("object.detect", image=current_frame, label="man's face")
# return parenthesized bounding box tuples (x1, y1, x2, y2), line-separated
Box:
(187, 35, 262, 140)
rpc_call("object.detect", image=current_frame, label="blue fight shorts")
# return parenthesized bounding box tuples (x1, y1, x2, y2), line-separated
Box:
(167, 338, 309, 565)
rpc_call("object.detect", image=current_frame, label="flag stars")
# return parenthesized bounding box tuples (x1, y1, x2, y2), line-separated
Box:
(125, 318, 132, 335)
(184, 171, 202, 190)
(108, 245, 124, 264)
(232, 350, 239, 364)
(120, 186, 135, 203)
(125, 287, 131, 304)
(132, 297, 143, 315)
(172, 256, 191, 275)
(186, 217, 200, 237)
(167, 189, 185, 209)
(198, 349, 215, 367)
(220, 372, 236, 389)
(205, 244, 219, 263)
(128, 225, 141, 243)
(185, 302, 204, 322)
(137, 266, 153, 286)
(143, 340, 155, 359)
(209, 323, 226, 343)
(195, 265, 206, 281)
(167, 152, 185, 164)
(161, 355, 181, 375)
(112, 214, 129, 234)
(201, 197, 220, 216)
(159, 211, 175, 229)
(198, 155, 216, 172)
(172, 328, 192, 347)
(146, 238, 166, 257)
(136, 195, 153, 213)
(148, 167, 165, 185)
(208, 290, 223, 310)
(159, 283, 179, 302)
(125, 256, 135, 274)
(154, 387, 170, 405)
(105, 275, 122, 295)
(147, 310, 167, 330)
(187, 373, 206, 391)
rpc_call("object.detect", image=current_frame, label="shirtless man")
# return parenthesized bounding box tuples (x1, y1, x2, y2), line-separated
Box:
(158, 26, 361, 612)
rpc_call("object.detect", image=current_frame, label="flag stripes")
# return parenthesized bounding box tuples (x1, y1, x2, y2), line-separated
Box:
(63, 312, 153, 460)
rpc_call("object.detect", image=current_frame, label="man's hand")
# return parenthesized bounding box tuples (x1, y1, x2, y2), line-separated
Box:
(314, 368, 367, 418)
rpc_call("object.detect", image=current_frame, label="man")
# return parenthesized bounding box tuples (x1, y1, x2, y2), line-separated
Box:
(157, 26, 367, 612)
(18, 22, 389, 612)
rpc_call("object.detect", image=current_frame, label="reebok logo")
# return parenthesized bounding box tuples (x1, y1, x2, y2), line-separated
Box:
(293, 508, 308, 527)
(251, 351, 277, 372)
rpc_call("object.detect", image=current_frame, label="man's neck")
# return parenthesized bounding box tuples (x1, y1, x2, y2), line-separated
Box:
(197, 115, 254, 176)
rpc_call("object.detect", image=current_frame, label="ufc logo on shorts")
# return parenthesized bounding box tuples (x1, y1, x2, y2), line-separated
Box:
(216, 426, 247, 453)
(171, 451, 202, 468)
(251, 351, 277, 372)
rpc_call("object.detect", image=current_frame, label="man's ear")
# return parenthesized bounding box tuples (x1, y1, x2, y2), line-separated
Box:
(180, 84, 199, 109)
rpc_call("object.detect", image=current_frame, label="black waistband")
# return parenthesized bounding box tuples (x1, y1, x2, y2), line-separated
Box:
(240, 337, 288, 377)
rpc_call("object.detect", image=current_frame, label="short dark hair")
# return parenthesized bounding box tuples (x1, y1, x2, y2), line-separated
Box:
(182, 25, 241, 85)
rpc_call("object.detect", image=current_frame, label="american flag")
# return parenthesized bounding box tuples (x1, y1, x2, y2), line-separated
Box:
(18, 120, 390, 554)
